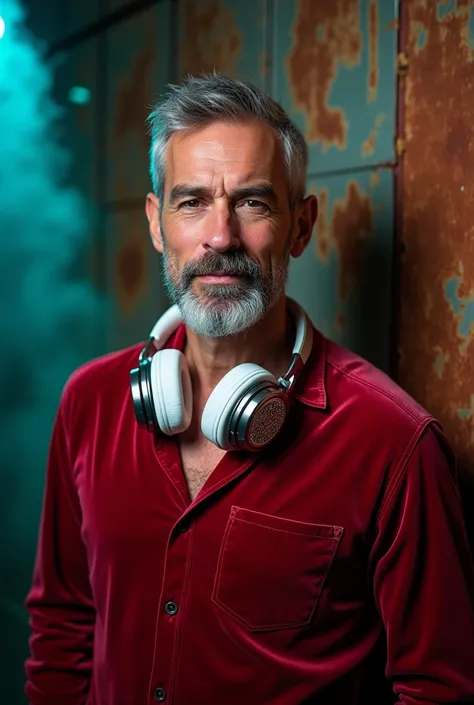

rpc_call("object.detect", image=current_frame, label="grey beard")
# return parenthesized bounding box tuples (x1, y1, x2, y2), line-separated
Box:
(160, 249, 289, 338)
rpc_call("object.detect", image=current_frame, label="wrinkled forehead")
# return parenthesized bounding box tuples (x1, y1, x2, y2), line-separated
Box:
(163, 120, 288, 195)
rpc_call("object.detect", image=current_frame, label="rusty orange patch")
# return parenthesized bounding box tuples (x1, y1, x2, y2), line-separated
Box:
(332, 181, 373, 300)
(314, 181, 373, 303)
(287, 0, 362, 149)
(361, 129, 377, 157)
(397, 0, 474, 471)
(368, 0, 379, 102)
(179, 0, 242, 77)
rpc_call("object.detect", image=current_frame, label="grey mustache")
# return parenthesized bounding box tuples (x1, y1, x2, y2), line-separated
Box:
(181, 253, 261, 287)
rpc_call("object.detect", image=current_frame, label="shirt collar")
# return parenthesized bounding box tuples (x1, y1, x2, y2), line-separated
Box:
(291, 325, 328, 409)
(164, 322, 328, 411)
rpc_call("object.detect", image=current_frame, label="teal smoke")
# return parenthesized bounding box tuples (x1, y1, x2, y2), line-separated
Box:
(0, 1, 100, 702)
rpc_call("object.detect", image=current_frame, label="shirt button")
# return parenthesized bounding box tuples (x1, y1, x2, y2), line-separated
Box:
(154, 686, 166, 701)
(165, 601, 178, 616)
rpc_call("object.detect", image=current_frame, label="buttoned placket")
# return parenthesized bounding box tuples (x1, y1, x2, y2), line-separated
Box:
(148, 515, 193, 703)
(147, 441, 258, 704)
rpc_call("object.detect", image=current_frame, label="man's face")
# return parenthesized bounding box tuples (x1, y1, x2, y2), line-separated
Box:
(146, 120, 313, 337)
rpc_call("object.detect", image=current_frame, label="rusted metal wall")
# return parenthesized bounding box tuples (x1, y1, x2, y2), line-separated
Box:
(37, 0, 399, 369)
(178, 0, 269, 87)
(397, 1, 474, 490)
(276, 0, 398, 370)
(100, 0, 399, 371)
(104, 1, 172, 350)
(26, 0, 402, 372)
(25, 1, 400, 367)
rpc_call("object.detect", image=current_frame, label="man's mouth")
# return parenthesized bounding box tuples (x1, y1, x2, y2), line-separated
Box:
(195, 272, 243, 283)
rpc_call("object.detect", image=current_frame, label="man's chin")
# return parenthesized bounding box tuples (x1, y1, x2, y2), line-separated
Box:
(177, 288, 266, 337)
(197, 282, 250, 302)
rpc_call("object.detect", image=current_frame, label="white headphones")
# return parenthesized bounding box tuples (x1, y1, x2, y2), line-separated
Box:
(130, 298, 313, 452)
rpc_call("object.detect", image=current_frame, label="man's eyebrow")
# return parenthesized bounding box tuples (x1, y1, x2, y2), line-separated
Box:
(168, 184, 211, 205)
(168, 182, 278, 206)
(230, 183, 278, 201)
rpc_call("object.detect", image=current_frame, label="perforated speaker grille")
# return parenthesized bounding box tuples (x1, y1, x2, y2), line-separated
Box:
(247, 396, 287, 448)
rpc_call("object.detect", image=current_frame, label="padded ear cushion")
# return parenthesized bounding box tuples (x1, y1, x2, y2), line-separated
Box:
(201, 363, 277, 449)
(150, 349, 193, 435)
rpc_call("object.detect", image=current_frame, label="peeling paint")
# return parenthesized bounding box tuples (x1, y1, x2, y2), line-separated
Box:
(369, 171, 380, 188)
(179, 0, 242, 77)
(437, 0, 456, 22)
(361, 129, 377, 157)
(287, 0, 362, 149)
(367, 0, 379, 102)
(375, 112, 385, 127)
(469, 6, 474, 48)
(433, 350, 450, 379)
(444, 275, 474, 340)
(277, 0, 397, 173)
(415, 22, 428, 50)
(398, 0, 474, 469)
(361, 113, 385, 157)
(384, 18, 399, 31)
(445, 276, 463, 316)
(314, 181, 373, 301)
(332, 182, 373, 300)
(291, 168, 392, 373)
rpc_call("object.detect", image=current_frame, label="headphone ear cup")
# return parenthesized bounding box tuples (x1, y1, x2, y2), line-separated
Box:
(201, 363, 277, 450)
(150, 349, 193, 435)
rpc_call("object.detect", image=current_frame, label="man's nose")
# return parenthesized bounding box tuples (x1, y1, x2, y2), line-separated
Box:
(202, 200, 240, 252)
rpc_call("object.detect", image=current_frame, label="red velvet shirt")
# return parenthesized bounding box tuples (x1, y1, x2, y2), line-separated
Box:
(25, 323, 474, 705)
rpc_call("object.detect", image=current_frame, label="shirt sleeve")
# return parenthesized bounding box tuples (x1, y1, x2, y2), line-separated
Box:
(25, 389, 95, 705)
(370, 422, 474, 704)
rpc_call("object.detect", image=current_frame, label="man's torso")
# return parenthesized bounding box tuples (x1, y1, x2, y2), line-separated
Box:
(59, 325, 432, 705)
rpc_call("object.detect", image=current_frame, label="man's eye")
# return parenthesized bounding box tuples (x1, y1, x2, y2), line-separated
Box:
(242, 199, 268, 210)
(182, 199, 201, 208)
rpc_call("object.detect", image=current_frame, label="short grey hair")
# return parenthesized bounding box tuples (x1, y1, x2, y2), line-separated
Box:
(147, 73, 308, 208)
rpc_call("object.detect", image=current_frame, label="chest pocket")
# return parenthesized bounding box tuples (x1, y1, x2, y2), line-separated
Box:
(212, 506, 343, 632)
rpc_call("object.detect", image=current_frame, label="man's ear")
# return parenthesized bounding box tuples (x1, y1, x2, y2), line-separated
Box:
(290, 194, 318, 259)
(146, 192, 163, 253)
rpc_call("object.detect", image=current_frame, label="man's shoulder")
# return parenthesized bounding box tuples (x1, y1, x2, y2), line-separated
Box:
(325, 338, 433, 431)
(61, 342, 144, 409)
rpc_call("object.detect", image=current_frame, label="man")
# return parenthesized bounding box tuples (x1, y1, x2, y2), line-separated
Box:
(25, 73, 474, 705)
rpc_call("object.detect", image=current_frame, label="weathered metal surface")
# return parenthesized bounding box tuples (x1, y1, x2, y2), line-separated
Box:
(397, 0, 474, 471)
(178, 0, 268, 87)
(106, 207, 169, 351)
(287, 168, 394, 372)
(105, 1, 172, 203)
(274, 0, 398, 174)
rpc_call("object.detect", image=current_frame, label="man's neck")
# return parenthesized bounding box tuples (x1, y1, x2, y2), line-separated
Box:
(183, 296, 294, 401)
